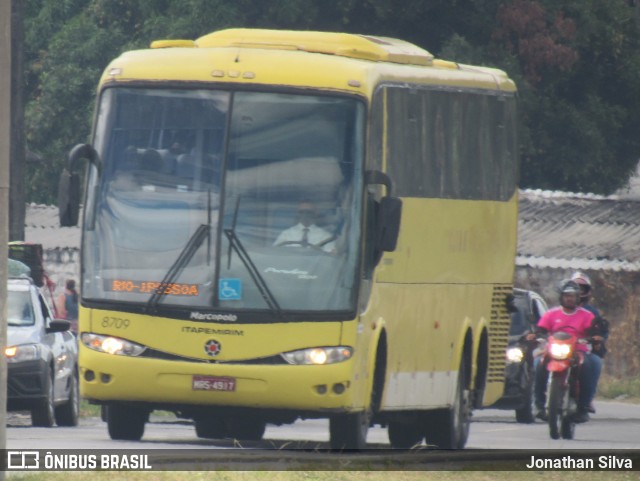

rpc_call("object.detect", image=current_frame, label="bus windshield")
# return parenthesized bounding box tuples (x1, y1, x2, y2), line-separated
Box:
(83, 88, 364, 316)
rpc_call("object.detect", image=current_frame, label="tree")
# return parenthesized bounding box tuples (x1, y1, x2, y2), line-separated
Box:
(489, 0, 640, 193)
(20, 0, 640, 202)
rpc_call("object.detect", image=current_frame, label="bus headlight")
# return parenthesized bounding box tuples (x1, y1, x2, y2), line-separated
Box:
(5, 344, 40, 363)
(505, 347, 524, 363)
(81, 333, 147, 357)
(281, 346, 353, 365)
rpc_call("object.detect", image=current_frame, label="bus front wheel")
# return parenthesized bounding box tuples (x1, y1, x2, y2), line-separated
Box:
(107, 403, 148, 441)
(329, 410, 370, 450)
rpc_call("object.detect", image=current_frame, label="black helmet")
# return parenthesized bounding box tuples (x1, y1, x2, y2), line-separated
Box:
(559, 280, 581, 305)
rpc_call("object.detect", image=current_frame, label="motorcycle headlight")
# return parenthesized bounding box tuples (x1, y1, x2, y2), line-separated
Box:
(4, 344, 40, 363)
(549, 342, 572, 360)
(81, 333, 147, 357)
(281, 346, 353, 365)
(506, 347, 524, 363)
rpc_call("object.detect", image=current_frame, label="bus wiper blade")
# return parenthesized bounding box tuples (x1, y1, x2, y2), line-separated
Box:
(146, 223, 209, 313)
(223, 227, 284, 320)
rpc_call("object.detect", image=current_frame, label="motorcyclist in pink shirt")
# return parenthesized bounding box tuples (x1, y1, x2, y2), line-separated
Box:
(527, 280, 602, 423)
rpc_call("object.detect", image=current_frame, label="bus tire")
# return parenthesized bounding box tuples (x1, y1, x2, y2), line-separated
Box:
(226, 415, 266, 441)
(329, 410, 369, 450)
(329, 340, 385, 450)
(388, 418, 424, 448)
(194, 415, 227, 439)
(424, 361, 471, 449)
(107, 404, 147, 441)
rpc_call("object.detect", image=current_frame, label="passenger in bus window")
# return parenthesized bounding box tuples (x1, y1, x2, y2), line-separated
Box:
(273, 201, 336, 253)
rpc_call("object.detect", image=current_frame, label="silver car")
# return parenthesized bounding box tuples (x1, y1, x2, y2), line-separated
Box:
(5, 277, 79, 427)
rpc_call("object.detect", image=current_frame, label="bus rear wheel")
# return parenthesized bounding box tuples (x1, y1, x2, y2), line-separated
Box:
(424, 362, 471, 449)
(388, 418, 424, 448)
(107, 404, 148, 441)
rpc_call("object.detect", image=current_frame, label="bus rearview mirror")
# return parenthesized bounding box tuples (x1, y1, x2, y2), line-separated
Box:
(377, 196, 402, 252)
(58, 169, 81, 227)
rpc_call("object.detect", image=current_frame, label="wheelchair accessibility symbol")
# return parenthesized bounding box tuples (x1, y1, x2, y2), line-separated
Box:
(218, 278, 242, 300)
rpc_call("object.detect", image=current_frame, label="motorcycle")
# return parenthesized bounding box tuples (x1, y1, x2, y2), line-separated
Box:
(542, 331, 588, 440)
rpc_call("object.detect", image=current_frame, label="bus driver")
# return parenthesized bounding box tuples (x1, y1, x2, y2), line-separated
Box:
(273, 201, 336, 253)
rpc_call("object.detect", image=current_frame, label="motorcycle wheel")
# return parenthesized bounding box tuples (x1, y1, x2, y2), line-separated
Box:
(561, 415, 575, 439)
(547, 372, 569, 440)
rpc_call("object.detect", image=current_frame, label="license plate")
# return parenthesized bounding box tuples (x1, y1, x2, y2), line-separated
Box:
(192, 375, 236, 392)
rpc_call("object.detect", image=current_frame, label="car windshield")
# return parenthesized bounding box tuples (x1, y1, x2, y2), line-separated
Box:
(7, 290, 35, 326)
(509, 296, 531, 336)
(83, 88, 364, 316)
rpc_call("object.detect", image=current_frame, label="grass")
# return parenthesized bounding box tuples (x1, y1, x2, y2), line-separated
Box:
(597, 374, 640, 402)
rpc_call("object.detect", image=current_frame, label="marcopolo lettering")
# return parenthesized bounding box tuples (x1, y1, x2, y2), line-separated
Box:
(190, 312, 238, 322)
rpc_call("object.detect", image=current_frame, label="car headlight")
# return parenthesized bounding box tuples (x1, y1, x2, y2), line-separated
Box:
(549, 342, 572, 360)
(4, 344, 40, 363)
(281, 346, 353, 365)
(81, 333, 147, 356)
(506, 347, 524, 363)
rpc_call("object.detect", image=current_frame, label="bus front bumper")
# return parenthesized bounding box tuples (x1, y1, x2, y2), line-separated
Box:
(79, 346, 359, 412)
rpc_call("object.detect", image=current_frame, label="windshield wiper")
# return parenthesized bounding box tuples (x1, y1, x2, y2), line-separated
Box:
(224, 197, 284, 319)
(145, 223, 210, 313)
(146, 190, 214, 312)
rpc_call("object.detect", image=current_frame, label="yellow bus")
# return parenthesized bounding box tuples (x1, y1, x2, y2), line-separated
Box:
(60, 28, 518, 449)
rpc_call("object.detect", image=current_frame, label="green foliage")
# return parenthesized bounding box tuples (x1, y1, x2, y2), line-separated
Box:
(21, 0, 640, 203)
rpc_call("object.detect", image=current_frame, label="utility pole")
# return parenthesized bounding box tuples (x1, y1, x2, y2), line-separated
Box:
(1, 0, 13, 478)
(9, 0, 25, 242)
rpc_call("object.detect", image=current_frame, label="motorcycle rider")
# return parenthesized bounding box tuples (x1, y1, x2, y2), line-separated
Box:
(527, 280, 602, 424)
(571, 271, 607, 414)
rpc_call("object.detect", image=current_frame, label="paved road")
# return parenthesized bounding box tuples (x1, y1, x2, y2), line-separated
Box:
(6, 400, 640, 451)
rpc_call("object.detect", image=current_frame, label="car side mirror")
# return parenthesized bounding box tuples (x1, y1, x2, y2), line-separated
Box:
(47, 319, 71, 333)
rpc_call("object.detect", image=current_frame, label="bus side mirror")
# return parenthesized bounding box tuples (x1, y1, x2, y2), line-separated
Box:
(58, 168, 81, 227)
(58, 143, 100, 227)
(377, 196, 402, 252)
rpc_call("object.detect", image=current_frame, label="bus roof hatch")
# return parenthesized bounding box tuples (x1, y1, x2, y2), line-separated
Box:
(190, 28, 434, 66)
